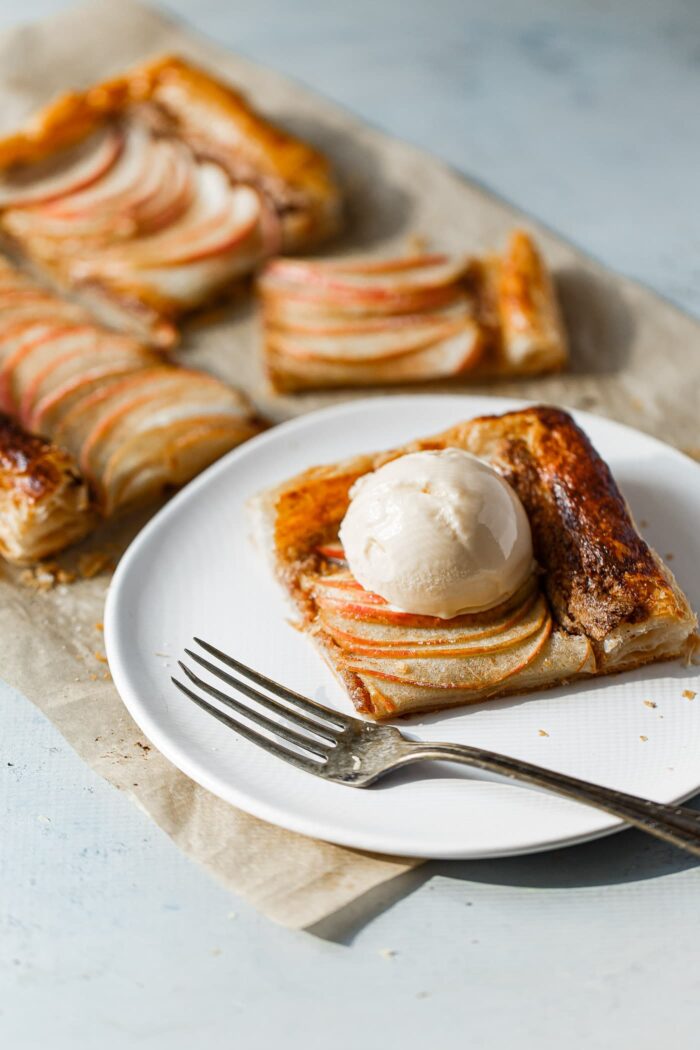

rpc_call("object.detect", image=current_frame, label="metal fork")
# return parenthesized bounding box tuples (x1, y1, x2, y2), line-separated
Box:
(172, 639, 700, 858)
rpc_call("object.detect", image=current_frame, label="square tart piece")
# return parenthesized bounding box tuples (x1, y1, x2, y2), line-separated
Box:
(258, 230, 568, 392)
(0, 55, 341, 348)
(253, 406, 697, 720)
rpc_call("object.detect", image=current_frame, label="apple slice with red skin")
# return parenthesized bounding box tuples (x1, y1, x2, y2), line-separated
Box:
(267, 308, 473, 363)
(264, 298, 471, 337)
(100, 414, 259, 515)
(3, 325, 100, 415)
(21, 336, 153, 429)
(29, 360, 152, 435)
(109, 229, 265, 308)
(31, 132, 195, 240)
(50, 367, 178, 457)
(259, 277, 463, 316)
(331, 595, 547, 659)
(0, 127, 122, 208)
(0, 301, 87, 340)
(80, 372, 247, 482)
(265, 254, 451, 281)
(269, 324, 483, 388)
(316, 542, 347, 562)
(262, 255, 469, 296)
(320, 588, 540, 649)
(357, 630, 593, 719)
(0, 323, 62, 405)
(77, 165, 262, 272)
(312, 573, 532, 628)
(344, 615, 552, 690)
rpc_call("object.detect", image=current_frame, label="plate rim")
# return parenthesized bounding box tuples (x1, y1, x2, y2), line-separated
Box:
(104, 394, 700, 858)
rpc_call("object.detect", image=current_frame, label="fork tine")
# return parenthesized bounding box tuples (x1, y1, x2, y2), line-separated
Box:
(193, 637, 353, 729)
(171, 677, 324, 774)
(183, 649, 339, 744)
(178, 662, 331, 760)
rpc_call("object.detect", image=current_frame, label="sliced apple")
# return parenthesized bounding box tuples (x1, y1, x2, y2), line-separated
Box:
(80, 371, 246, 482)
(76, 165, 262, 272)
(21, 335, 153, 428)
(265, 254, 450, 282)
(50, 367, 177, 457)
(345, 615, 552, 689)
(259, 278, 463, 317)
(269, 324, 483, 387)
(267, 306, 474, 363)
(35, 131, 195, 239)
(331, 596, 547, 659)
(0, 127, 122, 208)
(101, 414, 259, 515)
(262, 255, 469, 296)
(29, 360, 151, 435)
(321, 590, 541, 649)
(316, 542, 347, 562)
(264, 297, 472, 336)
(2, 325, 99, 414)
(358, 629, 593, 719)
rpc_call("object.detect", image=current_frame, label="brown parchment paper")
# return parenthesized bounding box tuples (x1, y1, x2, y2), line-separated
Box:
(1, 0, 699, 929)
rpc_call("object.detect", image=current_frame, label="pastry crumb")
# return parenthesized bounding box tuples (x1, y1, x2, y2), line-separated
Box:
(94, 651, 108, 663)
(94, 621, 103, 631)
(78, 551, 115, 579)
(538, 729, 549, 737)
(639, 519, 649, 528)
(639, 735, 648, 742)
(643, 700, 657, 709)
(683, 690, 696, 700)
(378, 948, 397, 959)
(665, 552, 674, 561)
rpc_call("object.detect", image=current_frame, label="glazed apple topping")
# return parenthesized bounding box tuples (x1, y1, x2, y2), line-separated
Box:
(0, 117, 280, 328)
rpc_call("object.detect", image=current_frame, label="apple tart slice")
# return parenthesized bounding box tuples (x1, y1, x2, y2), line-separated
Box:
(253, 406, 696, 719)
(0, 55, 340, 347)
(0, 256, 263, 519)
(258, 231, 567, 391)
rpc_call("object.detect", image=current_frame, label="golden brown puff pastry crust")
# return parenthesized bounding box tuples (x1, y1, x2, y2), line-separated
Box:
(0, 412, 96, 563)
(253, 406, 696, 718)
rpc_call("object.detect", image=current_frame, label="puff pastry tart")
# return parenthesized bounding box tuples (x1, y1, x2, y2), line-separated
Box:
(0, 412, 96, 563)
(0, 256, 263, 518)
(0, 55, 341, 347)
(258, 230, 567, 391)
(252, 406, 697, 719)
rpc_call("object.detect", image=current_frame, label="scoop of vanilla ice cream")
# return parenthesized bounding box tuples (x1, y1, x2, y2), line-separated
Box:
(339, 448, 534, 618)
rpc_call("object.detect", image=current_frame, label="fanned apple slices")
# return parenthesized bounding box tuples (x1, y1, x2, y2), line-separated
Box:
(258, 231, 568, 391)
(300, 549, 590, 713)
(0, 55, 341, 347)
(0, 257, 262, 518)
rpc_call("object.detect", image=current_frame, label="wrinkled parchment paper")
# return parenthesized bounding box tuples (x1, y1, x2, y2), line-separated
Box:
(1, 0, 698, 929)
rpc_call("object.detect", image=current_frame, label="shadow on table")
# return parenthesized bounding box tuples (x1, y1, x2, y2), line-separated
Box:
(309, 793, 700, 945)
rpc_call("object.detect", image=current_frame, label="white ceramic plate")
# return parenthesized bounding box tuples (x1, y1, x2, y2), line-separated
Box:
(104, 396, 700, 858)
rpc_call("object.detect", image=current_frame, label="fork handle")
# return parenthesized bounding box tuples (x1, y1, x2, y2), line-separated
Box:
(402, 741, 700, 856)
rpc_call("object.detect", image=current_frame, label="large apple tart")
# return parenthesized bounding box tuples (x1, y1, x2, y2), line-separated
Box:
(0, 55, 341, 347)
(253, 406, 697, 719)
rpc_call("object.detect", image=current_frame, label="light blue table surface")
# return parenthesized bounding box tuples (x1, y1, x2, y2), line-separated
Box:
(2, 3, 700, 1048)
